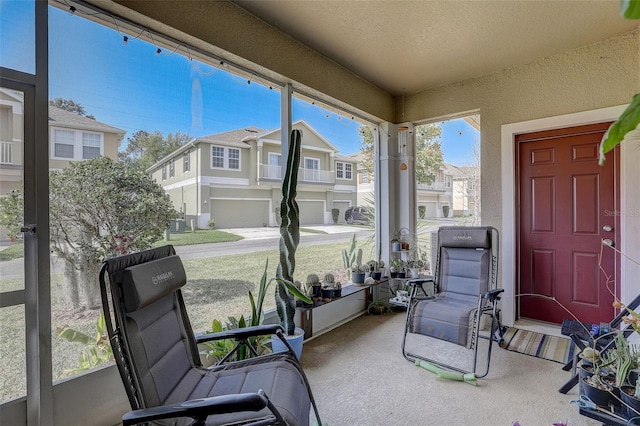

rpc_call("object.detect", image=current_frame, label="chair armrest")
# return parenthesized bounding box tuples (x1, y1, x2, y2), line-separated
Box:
(196, 324, 282, 344)
(483, 288, 504, 302)
(122, 392, 270, 426)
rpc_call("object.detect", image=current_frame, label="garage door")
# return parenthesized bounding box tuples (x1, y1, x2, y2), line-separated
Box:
(422, 202, 437, 219)
(298, 201, 325, 225)
(211, 199, 270, 228)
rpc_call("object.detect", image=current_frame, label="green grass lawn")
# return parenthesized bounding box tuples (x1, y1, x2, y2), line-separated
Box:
(0, 242, 24, 261)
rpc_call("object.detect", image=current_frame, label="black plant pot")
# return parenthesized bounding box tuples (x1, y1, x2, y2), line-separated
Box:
(371, 271, 382, 281)
(312, 285, 322, 298)
(321, 288, 334, 302)
(621, 385, 640, 420)
(390, 271, 399, 278)
(397, 271, 406, 278)
(333, 288, 342, 297)
(581, 377, 618, 407)
(578, 363, 594, 395)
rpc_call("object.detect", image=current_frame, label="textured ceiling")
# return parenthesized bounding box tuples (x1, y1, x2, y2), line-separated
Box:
(233, 0, 639, 96)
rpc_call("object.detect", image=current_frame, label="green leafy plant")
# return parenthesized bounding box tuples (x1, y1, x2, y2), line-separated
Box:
(56, 312, 114, 377)
(342, 233, 363, 273)
(331, 208, 339, 224)
(199, 316, 271, 365)
(0, 190, 23, 241)
(599, 1, 640, 164)
(208, 218, 216, 229)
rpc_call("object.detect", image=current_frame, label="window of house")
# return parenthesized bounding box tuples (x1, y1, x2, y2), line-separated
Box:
(361, 170, 369, 184)
(305, 158, 319, 170)
(183, 151, 190, 172)
(53, 129, 75, 158)
(52, 128, 103, 160)
(268, 152, 280, 178)
(229, 148, 240, 170)
(162, 164, 167, 180)
(169, 160, 175, 178)
(211, 145, 240, 170)
(445, 175, 452, 188)
(336, 161, 353, 179)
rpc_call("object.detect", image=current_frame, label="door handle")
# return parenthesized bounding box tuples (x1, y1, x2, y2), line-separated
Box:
(602, 239, 614, 247)
(603, 225, 613, 232)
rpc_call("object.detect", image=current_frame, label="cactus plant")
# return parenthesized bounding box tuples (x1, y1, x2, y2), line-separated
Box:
(323, 273, 335, 285)
(274, 129, 312, 336)
(333, 281, 342, 297)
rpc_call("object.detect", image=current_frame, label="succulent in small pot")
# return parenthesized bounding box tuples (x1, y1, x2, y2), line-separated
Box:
(368, 260, 384, 281)
(321, 284, 334, 302)
(307, 273, 322, 300)
(333, 281, 342, 298)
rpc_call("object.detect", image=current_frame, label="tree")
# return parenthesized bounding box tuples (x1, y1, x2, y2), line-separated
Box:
(358, 123, 444, 184)
(414, 123, 444, 185)
(49, 98, 95, 119)
(358, 126, 375, 179)
(49, 156, 177, 309)
(119, 130, 192, 170)
(0, 190, 24, 241)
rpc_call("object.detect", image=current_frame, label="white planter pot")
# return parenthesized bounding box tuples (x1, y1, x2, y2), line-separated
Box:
(271, 327, 305, 360)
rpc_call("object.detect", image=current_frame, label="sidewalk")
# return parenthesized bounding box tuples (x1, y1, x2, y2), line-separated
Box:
(218, 224, 367, 240)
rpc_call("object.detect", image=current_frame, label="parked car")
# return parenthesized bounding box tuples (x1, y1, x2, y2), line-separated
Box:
(345, 206, 371, 224)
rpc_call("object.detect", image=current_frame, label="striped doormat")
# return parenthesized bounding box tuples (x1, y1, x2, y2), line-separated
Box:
(499, 327, 575, 364)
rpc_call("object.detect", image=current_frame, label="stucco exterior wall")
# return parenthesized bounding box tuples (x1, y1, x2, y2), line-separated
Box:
(401, 31, 640, 228)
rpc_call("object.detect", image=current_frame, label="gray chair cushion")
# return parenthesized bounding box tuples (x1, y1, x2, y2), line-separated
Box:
(122, 256, 186, 312)
(410, 292, 478, 348)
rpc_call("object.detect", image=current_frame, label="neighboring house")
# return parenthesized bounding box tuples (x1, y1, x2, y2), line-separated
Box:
(147, 120, 358, 229)
(0, 88, 125, 238)
(445, 164, 480, 218)
(352, 151, 461, 220)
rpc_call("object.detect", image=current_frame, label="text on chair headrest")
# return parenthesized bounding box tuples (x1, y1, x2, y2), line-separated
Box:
(122, 255, 187, 312)
(439, 227, 491, 248)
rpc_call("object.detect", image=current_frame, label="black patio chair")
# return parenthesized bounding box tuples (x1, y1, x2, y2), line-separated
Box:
(99, 245, 321, 425)
(401, 226, 503, 378)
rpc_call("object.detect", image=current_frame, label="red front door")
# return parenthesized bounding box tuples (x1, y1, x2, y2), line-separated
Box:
(517, 123, 620, 325)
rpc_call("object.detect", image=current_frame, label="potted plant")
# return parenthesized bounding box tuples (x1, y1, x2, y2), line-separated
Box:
(306, 273, 322, 302)
(321, 283, 334, 302)
(333, 281, 342, 298)
(270, 129, 313, 360)
(391, 259, 406, 278)
(368, 260, 382, 281)
(342, 233, 362, 282)
(323, 273, 341, 297)
(367, 299, 393, 315)
(351, 262, 366, 284)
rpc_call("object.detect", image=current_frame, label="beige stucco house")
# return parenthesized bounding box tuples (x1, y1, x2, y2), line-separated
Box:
(147, 120, 358, 228)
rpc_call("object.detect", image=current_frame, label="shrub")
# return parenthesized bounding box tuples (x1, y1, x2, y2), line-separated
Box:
(331, 208, 339, 224)
(208, 218, 216, 229)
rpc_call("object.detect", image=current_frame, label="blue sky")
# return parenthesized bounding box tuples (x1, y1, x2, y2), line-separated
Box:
(1, 2, 478, 164)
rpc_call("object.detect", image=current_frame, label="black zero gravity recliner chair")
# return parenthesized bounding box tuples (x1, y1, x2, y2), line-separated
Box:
(99, 245, 321, 425)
